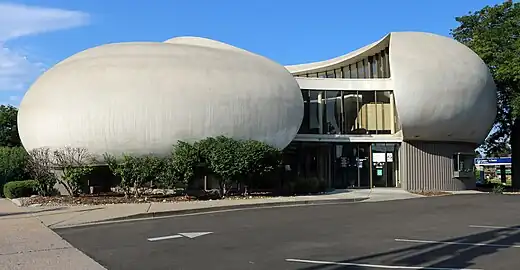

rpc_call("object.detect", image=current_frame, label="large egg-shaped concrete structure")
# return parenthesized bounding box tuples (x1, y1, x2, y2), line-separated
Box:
(18, 38, 304, 158)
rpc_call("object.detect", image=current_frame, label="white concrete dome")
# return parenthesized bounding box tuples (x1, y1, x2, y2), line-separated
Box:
(390, 32, 496, 143)
(18, 38, 304, 158)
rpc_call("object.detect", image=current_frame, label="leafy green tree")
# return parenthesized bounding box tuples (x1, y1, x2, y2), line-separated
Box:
(0, 147, 30, 197)
(0, 105, 21, 147)
(104, 154, 164, 197)
(200, 136, 241, 197)
(237, 140, 282, 194)
(170, 141, 203, 187)
(451, 0, 520, 156)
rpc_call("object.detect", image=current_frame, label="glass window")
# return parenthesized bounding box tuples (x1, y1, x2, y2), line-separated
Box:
(299, 90, 311, 134)
(343, 66, 351, 79)
(351, 64, 358, 79)
(318, 72, 326, 78)
(357, 60, 365, 78)
(375, 91, 392, 134)
(309, 90, 323, 134)
(326, 70, 335, 78)
(385, 47, 391, 77)
(334, 68, 342, 78)
(341, 90, 361, 134)
(325, 91, 341, 134)
(356, 91, 376, 134)
(308, 73, 317, 78)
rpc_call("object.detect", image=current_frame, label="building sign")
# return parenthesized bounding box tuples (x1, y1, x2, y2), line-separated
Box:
(474, 157, 511, 166)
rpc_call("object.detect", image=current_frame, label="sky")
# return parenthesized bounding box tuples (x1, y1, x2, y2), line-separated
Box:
(0, 0, 507, 106)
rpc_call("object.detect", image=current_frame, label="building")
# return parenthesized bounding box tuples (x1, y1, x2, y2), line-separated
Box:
(17, 31, 497, 191)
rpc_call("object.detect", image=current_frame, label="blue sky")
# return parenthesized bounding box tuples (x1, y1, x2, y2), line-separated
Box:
(0, 0, 506, 106)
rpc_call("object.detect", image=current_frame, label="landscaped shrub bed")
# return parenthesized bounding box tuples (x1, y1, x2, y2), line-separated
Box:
(3, 180, 38, 199)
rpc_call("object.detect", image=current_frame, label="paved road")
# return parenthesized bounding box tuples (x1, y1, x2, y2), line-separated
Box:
(56, 195, 520, 270)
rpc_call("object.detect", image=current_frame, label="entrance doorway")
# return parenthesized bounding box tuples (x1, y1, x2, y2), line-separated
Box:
(331, 143, 371, 188)
(371, 143, 398, 187)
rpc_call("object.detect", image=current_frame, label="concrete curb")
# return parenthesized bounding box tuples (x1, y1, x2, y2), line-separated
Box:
(52, 197, 369, 229)
(8, 198, 22, 207)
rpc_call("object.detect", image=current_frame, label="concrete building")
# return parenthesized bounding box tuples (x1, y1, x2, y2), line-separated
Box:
(17, 31, 496, 191)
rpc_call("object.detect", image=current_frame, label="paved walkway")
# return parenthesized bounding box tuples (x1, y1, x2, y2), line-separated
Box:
(0, 199, 106, 270)
(18, 188, 421, 229)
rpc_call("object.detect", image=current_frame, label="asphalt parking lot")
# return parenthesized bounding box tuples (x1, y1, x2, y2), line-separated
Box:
(56, 194, 520, 270)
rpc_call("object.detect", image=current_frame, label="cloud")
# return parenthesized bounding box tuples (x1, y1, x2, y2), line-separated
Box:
(0, 3, 89, 91)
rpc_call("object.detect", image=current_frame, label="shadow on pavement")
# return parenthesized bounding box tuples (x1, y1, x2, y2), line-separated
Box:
(293, 225, 520, 269)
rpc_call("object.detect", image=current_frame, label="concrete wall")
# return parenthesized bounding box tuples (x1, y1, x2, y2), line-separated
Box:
(399, 141, 477, 191)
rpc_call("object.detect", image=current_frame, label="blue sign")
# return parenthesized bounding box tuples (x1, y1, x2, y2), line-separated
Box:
(474, 157, 511, 165)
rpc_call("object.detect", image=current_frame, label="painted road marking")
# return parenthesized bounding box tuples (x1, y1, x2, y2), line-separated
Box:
(178, 232, 213, 239)
(395, 238, 520, 248)
(469, 225, 520, 230)
(285, 258, 483, 270)
(148, 235, 183, 242)
(147, 232, 213, 242)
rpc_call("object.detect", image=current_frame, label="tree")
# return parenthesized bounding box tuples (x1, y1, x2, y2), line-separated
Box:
(236, 140, 282, 194)
(0, 147, 30, 196)
(0, 105, 21, 147)
(451, 0, 520, 156)
(25, 148, 57, 196)
(53, 147, 94, 196)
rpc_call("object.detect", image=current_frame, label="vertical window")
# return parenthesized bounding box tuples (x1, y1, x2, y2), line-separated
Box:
(318, 72, 326, 78)
(334, 68, 342, 78)
(385, 47, 391, 77)
(357, 60, 365, 78)
(326, 70, 335, 78)
(341, 91, 359, 134)
(298, 90, 311, 134)
(325, 91, 341, 134)
(308, 90, 322, 134)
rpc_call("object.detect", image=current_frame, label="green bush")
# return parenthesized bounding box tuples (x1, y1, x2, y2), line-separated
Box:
(3, 180, 38, 199)
(0, 147, 30, 197)
(104, 154, 165, 197)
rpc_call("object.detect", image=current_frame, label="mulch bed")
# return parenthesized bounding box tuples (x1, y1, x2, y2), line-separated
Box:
(18, 192, 275, 207)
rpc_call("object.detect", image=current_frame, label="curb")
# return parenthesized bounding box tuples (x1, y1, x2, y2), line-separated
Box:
(52, 197, 369, 229)
(8, 198, 22, 207)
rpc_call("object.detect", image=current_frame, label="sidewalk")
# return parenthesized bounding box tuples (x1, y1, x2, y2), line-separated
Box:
(0, 199, 106, 270)
(22, 188, 421, 229)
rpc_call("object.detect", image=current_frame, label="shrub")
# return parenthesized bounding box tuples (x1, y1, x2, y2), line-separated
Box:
(0, 146, 30, 197)
(104, 154, 165, 197)
(26, 148, 58, 196)
(3, 180, 38, 199)
(237, 140, 282, 193)
(53, 147, 94, 196)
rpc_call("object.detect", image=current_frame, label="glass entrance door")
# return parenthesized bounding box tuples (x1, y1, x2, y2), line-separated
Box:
(371, 143, 398, 187)
(332, 143, 371, 188)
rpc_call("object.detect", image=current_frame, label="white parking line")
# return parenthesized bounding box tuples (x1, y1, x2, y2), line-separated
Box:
(395, 238, 520, 248)
(147, 235, 183, 242)
(285, 258, 483, 270)
(469, 225, 519, 230)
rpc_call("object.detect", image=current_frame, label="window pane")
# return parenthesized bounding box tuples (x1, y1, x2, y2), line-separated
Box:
(334, 68, 342, 78)
(341, 91, 361, 134)
(357, 61, 365, 78)
(298, 90, 311, 134)
(356, 91, 376, 134)
(351, 64, 358, 78)
(325, 91, 341, 134)
(309, 90, 322, 134)
(326, 70, 335, 78)
(376, 91, 392, 134)
(318, 72, 326, 78)
(308, 73, 318, 78)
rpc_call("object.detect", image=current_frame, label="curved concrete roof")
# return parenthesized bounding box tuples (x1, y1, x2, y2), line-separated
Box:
(285, 31, 497, 144)
(18, 38, 303, 158)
